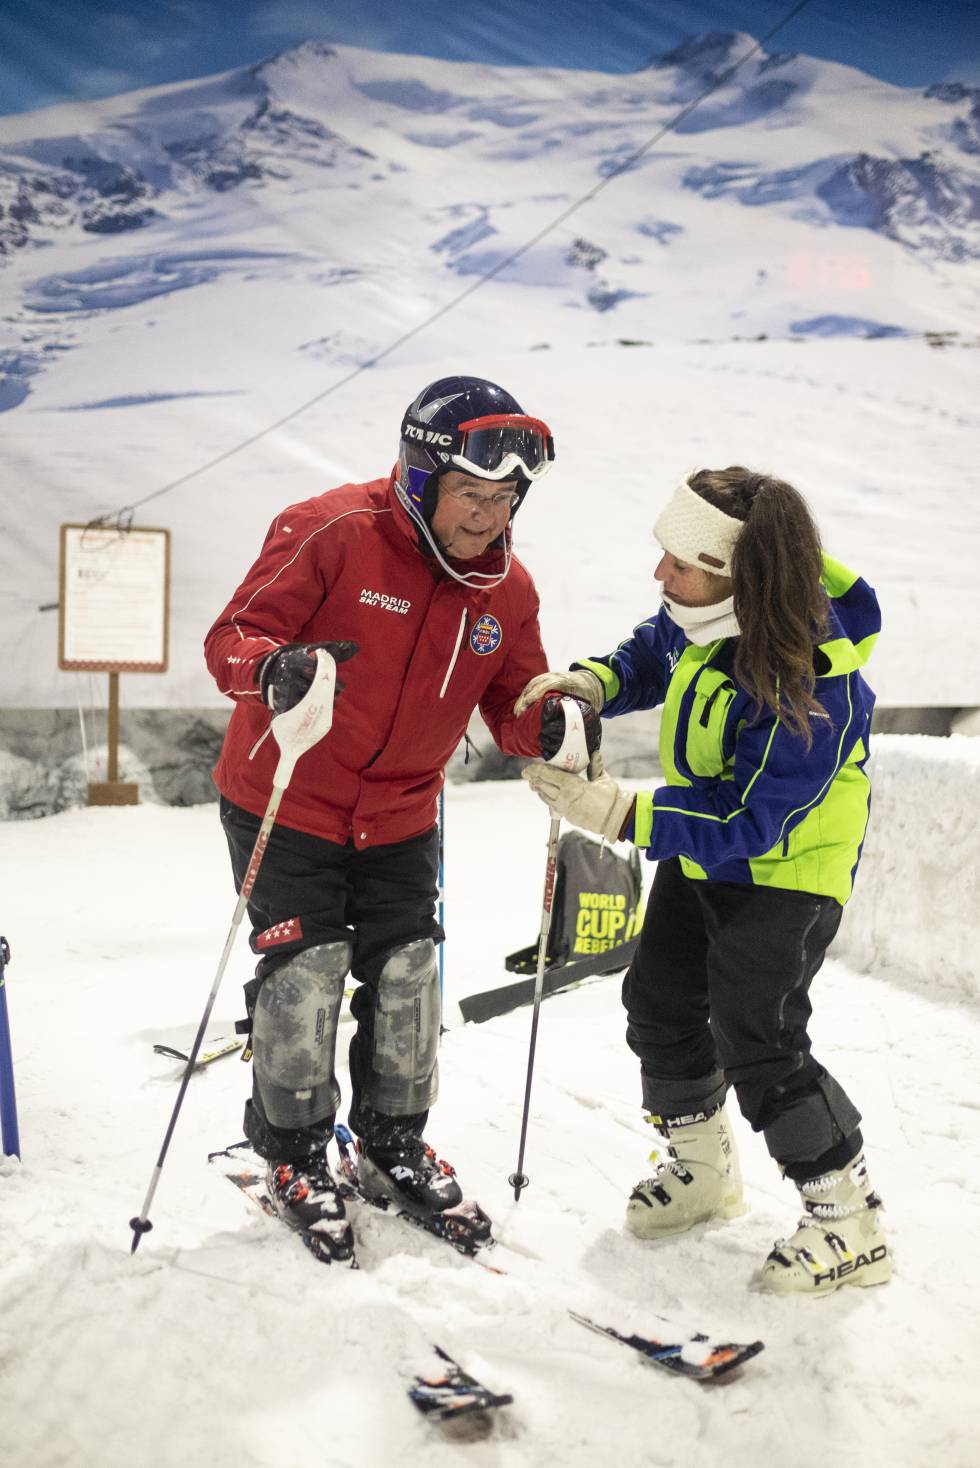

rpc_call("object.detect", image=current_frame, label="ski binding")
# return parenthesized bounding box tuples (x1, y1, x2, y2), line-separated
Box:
(222, 1159, 357, 1269)
(333, 1124, 495, 1260)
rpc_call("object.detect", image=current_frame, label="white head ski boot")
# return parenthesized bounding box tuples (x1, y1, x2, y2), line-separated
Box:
(760, 1152, 891, 1295)
(626, 1104, 745, 1240)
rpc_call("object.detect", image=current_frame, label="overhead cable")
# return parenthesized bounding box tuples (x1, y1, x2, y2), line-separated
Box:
(88, 0, 812, 528)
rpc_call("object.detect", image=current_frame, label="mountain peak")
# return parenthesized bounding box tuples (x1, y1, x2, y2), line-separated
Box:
(652, 31, 759, 78)
(249, 39, 339, 87)
(259, 39, 338, 67)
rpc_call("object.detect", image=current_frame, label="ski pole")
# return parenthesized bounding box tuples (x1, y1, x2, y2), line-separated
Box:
(438, 788, 445, 1004)
(508, 815, 561, 1201)
(508, 697, 593, 1201)
(0, 937, 20, 1161)
(129, 650, 339, 1253)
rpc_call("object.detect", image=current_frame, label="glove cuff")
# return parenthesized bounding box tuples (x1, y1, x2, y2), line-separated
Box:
(630, 791, 654, 847)
(257, 646, 287, 704)
(572, 660, 614, 711)
(616, 796, 638, 843)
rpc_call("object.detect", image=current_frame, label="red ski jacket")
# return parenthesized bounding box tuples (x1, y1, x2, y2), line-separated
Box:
(205, 472, 548, 847)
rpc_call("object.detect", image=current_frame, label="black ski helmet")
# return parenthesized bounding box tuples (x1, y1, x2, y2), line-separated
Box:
(396, 374, 554, 524)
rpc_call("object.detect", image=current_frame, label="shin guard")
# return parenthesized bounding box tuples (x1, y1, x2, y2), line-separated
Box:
(252, 941, 351, 1131)
(362, 938, 441, 1115)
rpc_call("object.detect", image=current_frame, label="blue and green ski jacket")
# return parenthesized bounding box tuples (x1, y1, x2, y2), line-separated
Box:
(573, 556, 880, 906)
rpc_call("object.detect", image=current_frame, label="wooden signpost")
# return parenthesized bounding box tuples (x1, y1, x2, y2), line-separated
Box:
(59, 523, 171, 805)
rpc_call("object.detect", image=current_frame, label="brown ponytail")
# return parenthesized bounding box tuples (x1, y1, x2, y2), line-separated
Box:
(689, 467, 829, 747)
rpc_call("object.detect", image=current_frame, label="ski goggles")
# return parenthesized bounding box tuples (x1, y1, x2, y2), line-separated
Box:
(452, 414, 555, 481)
(402, 406, 555, 483)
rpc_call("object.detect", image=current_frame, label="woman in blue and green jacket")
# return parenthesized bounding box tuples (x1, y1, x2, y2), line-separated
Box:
(519, 466, 891, 1297)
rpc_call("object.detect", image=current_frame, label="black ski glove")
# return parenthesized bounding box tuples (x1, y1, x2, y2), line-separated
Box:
(538, 694, 602, 763)
(258, 640, 358, 714)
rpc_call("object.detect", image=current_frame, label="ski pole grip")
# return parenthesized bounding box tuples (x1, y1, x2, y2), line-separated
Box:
(544, 697, 591, 775)
(271, 649, 338, 790)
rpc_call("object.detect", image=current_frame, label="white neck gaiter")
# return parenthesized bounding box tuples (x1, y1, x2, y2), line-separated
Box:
(662, 593, 740, 645)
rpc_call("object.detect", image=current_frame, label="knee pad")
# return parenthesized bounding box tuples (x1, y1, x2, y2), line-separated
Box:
(252, 941, 352, 1131)
(362, 938, 441, 1116)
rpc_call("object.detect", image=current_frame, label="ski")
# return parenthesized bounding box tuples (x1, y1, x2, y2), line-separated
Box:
(460, 936, 639, 1023)
(338, 1135, 764, 1378)
(153, 1036, 244, 1067)
(216, 1148, 512, 1421)
(409, 1345, 514, 1420)
(331, 1129, 764, 1374)
(215, 1141, 764, 1387)
(332, 1124, 498, 1264)
(568, 1310, 764, 1381)
(225, 1166, 276, 1218)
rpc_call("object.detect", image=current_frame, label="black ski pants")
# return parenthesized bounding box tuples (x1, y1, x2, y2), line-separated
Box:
(622, 857, 862, 1180)
(221, 797, 443, 1159)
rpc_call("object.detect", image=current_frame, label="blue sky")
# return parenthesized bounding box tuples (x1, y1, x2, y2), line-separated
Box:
(0, 0, 978, 115)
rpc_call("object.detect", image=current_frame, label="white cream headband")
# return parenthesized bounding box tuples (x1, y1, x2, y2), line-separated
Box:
(653, 472, 742, 576)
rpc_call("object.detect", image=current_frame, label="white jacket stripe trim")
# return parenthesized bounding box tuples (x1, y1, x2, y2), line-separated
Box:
(440, 609, 468, 699)
(230, 506, 392, 631)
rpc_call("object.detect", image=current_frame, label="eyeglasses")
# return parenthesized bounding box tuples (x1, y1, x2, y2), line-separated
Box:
(441, 485, 521, 512)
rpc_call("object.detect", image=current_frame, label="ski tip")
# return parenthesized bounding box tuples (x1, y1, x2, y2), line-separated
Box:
(702, 1338, 765, 1378)
(409, 1347, 514, 1422)
(569, 1311, 765, 1381)
(409, 1387, 514, 1420)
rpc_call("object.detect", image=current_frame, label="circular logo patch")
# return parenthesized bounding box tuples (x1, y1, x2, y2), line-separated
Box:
(470, 613, 502, 656)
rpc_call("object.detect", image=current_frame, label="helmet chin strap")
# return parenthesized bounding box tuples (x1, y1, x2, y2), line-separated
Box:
(395, 479, 513, 589)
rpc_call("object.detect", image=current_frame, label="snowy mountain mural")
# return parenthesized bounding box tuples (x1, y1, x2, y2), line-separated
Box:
(1, 33, 978, 726)
(3, 34, 980, 266)
(2, 32, 979, 411)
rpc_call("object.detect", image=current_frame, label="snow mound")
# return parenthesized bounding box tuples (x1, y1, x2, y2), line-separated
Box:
(835, 734, 980, 994)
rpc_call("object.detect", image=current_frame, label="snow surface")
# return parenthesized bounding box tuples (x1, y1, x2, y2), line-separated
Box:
(2, 779, 979, 1468)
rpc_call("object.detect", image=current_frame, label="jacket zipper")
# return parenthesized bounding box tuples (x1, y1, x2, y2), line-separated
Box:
(248, 725, 272, 760)
(440, 609, 469, 699)
(698, 677, 735, 728)
(698, 685, 722, 727)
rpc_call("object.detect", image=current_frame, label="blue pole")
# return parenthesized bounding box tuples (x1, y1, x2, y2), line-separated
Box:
(438, 789, 445, 1004)
(0, 938, 20, 1160)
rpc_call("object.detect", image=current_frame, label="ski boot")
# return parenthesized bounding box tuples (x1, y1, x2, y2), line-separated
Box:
(266, 1154, 356, 1266)
(359, 1134, 465, 1216)
(354, 1128, 493, 1252)
(626, 1104, 745, 1240)
(760, 1153, 891, 1295)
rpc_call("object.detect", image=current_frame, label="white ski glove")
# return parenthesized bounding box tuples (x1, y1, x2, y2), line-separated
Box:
(514, 668, 605, 717)
(522, 751, 636, 844)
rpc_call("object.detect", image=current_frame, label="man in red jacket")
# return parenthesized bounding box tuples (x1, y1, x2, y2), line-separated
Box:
(205, 375, 579, 1263)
